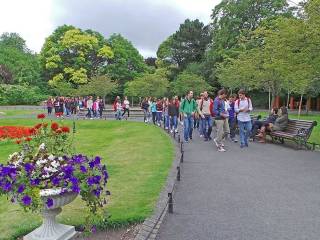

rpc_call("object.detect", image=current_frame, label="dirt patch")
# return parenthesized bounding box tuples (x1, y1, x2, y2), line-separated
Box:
(77, 224, 141, 240)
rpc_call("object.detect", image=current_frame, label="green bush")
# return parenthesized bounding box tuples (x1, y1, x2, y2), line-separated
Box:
(0, 84, 48, 105)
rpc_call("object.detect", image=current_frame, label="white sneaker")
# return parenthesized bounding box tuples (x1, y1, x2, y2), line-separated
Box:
(165, 127, 169, 130)
(200, 135, 204, 138)
(218, 146, 226, 152)
(170, 129, 173, 133)
(175, 129, 178, 133)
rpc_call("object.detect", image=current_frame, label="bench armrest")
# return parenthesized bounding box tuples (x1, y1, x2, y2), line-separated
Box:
(296, 128, 309, 137)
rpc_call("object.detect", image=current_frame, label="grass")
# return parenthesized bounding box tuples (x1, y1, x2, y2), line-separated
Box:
(255, 111, 320, 145)
(0, 109, 43, 117)
(0, 118, 175, 240)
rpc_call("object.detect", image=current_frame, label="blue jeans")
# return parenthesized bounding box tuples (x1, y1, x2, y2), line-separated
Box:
(201, 115, 213, 139)
(165, 115, 170, 128)
(170, 116, 177, 130)
(156, 112, 162, 124)
(238, 120, 252, 146)
(229, 118, 236, 139)
(115, 110, 122, 120)
(183, 115, 194, 141)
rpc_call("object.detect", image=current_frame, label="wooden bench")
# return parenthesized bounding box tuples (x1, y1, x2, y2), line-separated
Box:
(268, 119, 317, 149)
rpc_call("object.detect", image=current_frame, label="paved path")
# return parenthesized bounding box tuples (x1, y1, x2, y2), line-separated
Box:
(157, 133, 320, 240)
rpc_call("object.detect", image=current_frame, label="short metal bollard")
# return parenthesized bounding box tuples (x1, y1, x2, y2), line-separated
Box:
(178, 134, 180, 143)
(180, 152, 184, 163)
(180, 142, 184, 154)
(168, 193, 173, 213)
(173, 130, 176, 139)
(177, 166, 181, 181)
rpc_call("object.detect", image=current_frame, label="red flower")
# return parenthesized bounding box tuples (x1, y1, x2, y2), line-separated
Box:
(34, 123, 42, 129)
(25, 137, 32, 142)
(61, 126, 70, 133)
(55, 129, 63, 134)
(29, 128, 36, 135)
(51, 122, 59, 131)
(37, 114, 46, 119)
(16, 139, 22, 144)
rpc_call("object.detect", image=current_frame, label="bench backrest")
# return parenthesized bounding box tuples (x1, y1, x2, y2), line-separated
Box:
(284, 119, 317, 139)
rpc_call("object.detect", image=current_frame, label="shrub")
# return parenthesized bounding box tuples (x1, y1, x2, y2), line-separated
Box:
(0, 84, 48, 105)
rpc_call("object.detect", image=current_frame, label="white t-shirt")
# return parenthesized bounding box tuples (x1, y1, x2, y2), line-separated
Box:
(123, 100, 130, 109)
(234, 98, 253, 122)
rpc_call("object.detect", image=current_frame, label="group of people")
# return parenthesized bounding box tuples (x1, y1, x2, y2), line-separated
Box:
(141, 89, 289, 152)
(45, 96, 105, 119)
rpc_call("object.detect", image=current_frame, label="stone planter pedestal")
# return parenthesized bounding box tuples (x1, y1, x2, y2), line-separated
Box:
(24, 189, 78, 240)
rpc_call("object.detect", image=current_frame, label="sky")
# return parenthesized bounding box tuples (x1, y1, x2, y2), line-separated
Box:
(0, 0, 220, 57)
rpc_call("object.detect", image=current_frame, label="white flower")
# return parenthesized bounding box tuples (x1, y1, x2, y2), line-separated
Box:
(39, 143, 46, 150)
(8, 152, 19, 161)
(51, 161, 60, 168)
(48, 155, 55, 161)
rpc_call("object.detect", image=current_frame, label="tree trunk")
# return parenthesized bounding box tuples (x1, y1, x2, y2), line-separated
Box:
(286, 90, 290, 108)
(298, 94, 303, 119)
(268, 88, 271, 111)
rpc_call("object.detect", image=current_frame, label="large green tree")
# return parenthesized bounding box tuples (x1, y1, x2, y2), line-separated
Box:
(157, 19, 211, 70)
(40, 25, 114, 88)
(104, 34, 148, 90)
(0, 33, 43, 86)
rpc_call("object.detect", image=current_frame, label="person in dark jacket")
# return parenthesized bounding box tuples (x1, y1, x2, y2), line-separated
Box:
(141, 98, 150, 123)
(258, 106, 288, 143)
(168, 97, 179, 133)
(250, 108, 278, 139)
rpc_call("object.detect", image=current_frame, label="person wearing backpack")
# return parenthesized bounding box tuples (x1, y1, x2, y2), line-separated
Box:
(198, 91, 213, 141)
(180, 91, 198, 143)
(235, 89, 253, 148)
(213, 89, 229, 152)
(228, 94, 238, 142)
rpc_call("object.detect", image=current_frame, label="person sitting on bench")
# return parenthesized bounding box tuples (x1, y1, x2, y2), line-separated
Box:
(257, 106, 288, 143)
(250, 108, 278, 140)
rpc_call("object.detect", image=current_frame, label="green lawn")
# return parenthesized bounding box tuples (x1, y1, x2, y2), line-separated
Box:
(0, 119, 175, 240)
(0, 109, 43, 117)
(255, 111, 320, 145)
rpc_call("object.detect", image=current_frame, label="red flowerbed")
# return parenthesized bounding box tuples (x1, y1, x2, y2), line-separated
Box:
(0, 126, 33, 140)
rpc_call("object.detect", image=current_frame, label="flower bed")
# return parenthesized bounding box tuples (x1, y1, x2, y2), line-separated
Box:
(0, 126, 33, 140)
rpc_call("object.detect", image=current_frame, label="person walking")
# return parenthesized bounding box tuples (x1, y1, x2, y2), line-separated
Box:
(168, 97, 179, 133)
(86, 96, 94, 119)
(156, 98, 163, 126)
(213, 89, 230, 152)
(47, 97, 53, 115)
(150, 98, 157, 125)
(235, 89, 253, 148)
(228, 94, 238, 142)
(164, 98, 170, 130)
(122, 96, 130, 120)
(98, 97, 105, 118)
(198, 91, 213, 141)
(141, 97, 150, 123)
(180, 91, 197, 143)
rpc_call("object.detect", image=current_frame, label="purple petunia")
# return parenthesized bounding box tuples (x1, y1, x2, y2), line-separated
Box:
(3, 182, 12, 192)
(46, 198, 54, 208)
(89, 161, 95, 169)
(94, 156, 101, 165)
(17, 184, 25, 193)
(63, 165, 74, 177)
(30, 178, 40, 186)
(91, 225, 97, 233)
(92, 189, 101, 197)
(71, 184, 80, 193)
(52, 177, 60, 186)
(22, 195, 32, 206)
(80, 165, 87, 173)
(24, 163, 34, 175)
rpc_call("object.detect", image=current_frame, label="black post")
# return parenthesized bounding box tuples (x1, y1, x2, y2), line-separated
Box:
(73, 120, 76, 134)
(168, 193, 173, 213)
(180, 142, 183, 154)
(180, 152, 184, 163)
(177, 166, 181, 181)
(178, 134, 180, 143)
(173, 130, 176, 139)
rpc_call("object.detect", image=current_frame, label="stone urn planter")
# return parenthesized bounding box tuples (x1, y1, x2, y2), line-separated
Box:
(24, 189, 78, 240)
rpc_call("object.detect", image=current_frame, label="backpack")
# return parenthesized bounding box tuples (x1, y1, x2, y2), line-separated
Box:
(235, 98, 251, 109)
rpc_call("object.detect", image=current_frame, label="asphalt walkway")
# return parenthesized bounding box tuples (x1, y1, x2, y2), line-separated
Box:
(157, 134, 320, 240)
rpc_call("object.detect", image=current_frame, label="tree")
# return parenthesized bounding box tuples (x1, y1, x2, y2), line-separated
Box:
(157, 19, 211, 70)
(172, 71, 213, 97)
(124, 69, 169, 98)
(0, 32, 28, 52)
(40, 25, 114, 88)
(77, 75, 118, 101)
(0, 34, 43, 86)
(104, 34, 147, 90)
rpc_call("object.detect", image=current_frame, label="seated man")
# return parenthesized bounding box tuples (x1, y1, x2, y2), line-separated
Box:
(250, 108, 278, 139)
(257, 106, 288, 143)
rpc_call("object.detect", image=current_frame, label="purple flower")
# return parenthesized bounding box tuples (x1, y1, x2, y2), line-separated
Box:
(91, 225, 97, 233)
(30, 179, 40, 186)
(24, 163, 34, 175)
(87, 177, 95, 186)
(3, 182, 12, 192)
(80, 165, 87, 173)
(46, 198, 54, 208)
(17, 184, 25, 193)
(94, 156, 101, 165)
(89, 161, 95, 169)
(70, 177, 78, 185)
(63, 165, 74, 177)
(52, 177, 60, 186)
(92, 189, 101, 197)
(73, 155, 84, 164)
(22, 195, 32, 206)
(71, 184, 80, 193)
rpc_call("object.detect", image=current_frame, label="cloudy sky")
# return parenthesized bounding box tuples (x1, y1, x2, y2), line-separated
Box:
(0, 0, 220, 57)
